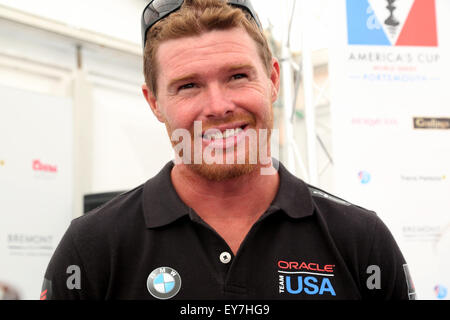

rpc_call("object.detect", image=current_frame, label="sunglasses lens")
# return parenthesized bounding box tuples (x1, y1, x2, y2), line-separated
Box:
(142, 0, 260, 48)
(143, 6, 159, 26)
(144, 0, 184, 25)
(227, 0, 261, 28)
(142, 0, 184, 47)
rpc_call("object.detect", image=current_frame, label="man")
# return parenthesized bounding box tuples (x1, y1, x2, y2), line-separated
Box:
(41, 0, 415, 300)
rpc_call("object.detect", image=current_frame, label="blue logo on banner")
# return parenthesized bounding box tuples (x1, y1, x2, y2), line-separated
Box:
(346, 0, 390, 46)
(434, 285, 448, 299)
(358, 171, 371, 184)
(346, 0, 438, 47)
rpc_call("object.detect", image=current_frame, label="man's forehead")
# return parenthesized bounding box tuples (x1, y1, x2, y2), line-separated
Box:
(157, 28, 257, 60)
(156, 28, 262, 76)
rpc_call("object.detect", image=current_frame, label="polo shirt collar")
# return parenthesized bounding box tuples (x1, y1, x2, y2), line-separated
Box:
(143, 161, 190, 228)
(268, 159, 314, 219)
(142, 160, 314, 228)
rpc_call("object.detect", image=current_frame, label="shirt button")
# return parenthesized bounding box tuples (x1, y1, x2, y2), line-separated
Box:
(219, 251, 232, 264)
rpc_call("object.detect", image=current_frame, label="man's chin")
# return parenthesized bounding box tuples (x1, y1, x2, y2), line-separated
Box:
(187, 163, 257, 182)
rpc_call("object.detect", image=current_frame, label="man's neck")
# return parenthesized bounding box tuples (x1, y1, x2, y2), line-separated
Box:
(170, 162, 279, 253)
(171, 163, 279, 209)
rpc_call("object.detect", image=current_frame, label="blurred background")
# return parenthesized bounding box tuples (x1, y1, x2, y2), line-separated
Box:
(0, 0, 448, 300)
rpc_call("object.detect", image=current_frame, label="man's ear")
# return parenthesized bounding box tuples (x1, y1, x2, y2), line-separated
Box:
(142, 84, 165, 123)
(269, 57, 281, 103)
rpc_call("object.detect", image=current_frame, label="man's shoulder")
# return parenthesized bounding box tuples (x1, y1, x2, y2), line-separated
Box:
(306, 184, 380, 234)
(308, 184, 376, 217)
(303, 183, 409, 300)
(305, 184, 384, 249)
(70, 184, 145, 237)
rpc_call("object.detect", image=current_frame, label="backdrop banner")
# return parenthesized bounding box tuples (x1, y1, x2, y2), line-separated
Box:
(329, 0, 450, 300)
(0, 85, 73, 300)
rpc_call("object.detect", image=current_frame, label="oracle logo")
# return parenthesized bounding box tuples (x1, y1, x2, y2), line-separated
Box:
(32, 159, 57, 173)
(277, 260, 335, 273)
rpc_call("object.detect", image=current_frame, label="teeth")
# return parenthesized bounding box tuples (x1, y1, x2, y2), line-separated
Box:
(203, 127, 243, 140)
(204, 131, 223, 140)
(224, 127, 243, 138)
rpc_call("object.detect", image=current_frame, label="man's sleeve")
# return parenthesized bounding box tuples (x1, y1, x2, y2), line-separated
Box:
(360, 215, 416, 300)
(40, 219, 104, 300)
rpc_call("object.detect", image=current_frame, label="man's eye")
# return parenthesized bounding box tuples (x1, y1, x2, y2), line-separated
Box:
(179, 83, 196, 90)
(231, 73, 247, 80)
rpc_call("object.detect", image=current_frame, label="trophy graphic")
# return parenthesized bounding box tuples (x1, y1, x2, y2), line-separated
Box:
(384, 0, 400, 37)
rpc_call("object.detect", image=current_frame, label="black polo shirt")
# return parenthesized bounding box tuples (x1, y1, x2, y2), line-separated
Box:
(42, 160, 414, 300)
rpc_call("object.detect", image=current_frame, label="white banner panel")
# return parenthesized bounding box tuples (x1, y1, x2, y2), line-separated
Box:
(329, 0, 450, 299)
(0, 85, 73, 299)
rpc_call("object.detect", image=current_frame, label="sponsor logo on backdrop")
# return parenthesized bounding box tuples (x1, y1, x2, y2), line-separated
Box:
(0, 159, 4, 167)
(32, 159, 57, 173)
(358, 171, 371, 184)
(6, 233, 54, 257)
(402, 225, 442, 243)
(347, 0, 437, 47)
(277, 260, 336, 296)
(32, 159, 58, 180)
(345, 0, 439, 83)
(413, 117, 450, 130)
(434, 284, 448, 299)
(400, 174, 446, 183)
(351, 117, 399, 127)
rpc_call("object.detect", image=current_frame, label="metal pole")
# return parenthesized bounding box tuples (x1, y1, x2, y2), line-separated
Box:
(72, 46, 94, 218)
(300, 0, 318, 185)
(280, 0, 296, 175)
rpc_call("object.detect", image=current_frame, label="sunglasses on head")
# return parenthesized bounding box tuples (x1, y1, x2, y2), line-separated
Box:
(141, 0, 262, 49)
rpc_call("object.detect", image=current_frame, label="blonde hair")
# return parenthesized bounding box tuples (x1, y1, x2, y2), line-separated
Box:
(143, 0, 272, 96)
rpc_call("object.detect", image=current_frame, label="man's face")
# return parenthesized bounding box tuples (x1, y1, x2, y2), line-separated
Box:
(143, 27, 280, 181)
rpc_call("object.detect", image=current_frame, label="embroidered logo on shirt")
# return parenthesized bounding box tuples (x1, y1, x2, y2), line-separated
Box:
(40, 278, 52, 300)
(277, 260, 336, 296)
(147, 267, 182, 300)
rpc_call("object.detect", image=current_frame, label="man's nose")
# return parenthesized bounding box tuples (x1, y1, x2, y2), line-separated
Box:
(202, 84, 236, 119)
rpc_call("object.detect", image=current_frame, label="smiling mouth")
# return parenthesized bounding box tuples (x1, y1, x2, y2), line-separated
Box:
(202, 124, 249, 140)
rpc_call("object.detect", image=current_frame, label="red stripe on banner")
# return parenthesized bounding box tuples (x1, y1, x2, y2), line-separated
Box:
(40, 295, 47, 300)
(40, 289, 47, 297)
(396, 0, 438, 47)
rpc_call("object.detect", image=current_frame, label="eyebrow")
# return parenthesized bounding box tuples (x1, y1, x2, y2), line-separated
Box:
(167, 74, 198, 91)
(228, 64, 256, 72)
(167, 64, 257, 90)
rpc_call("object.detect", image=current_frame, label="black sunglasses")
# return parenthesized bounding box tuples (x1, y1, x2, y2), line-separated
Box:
(141, 0, 262, 49)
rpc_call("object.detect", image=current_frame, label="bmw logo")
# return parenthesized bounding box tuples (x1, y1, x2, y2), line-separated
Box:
(147, 267, 182, 299)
